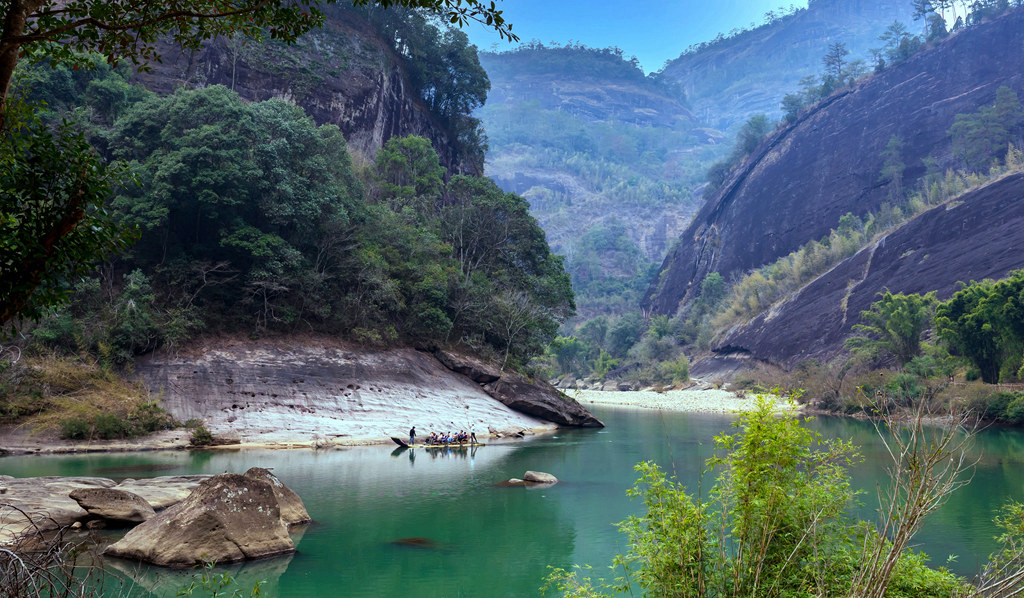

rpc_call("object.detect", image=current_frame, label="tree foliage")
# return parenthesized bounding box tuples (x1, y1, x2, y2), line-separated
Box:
(0, 0, 515, 329)
(845, 291, 937, 366)
(935, 270, 1024, 383)
(543, 394, 969, 598)
(949, 86, 1024, 172)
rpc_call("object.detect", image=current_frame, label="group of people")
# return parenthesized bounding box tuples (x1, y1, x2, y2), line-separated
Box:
(409, 427, 477, 446)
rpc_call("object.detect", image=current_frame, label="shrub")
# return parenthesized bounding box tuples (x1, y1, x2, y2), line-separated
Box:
(131, 401, 177, 433)
(93, 413, 132, 439)
(60, 417, 91, 440)
(190, 424, 214, 447)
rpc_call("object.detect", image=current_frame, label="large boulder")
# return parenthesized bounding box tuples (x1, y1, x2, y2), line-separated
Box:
(243, 468, 311, 527)
(104, 473, 294, 568)
(429, 349, 501, 383)
(69, 488, 155, 525)
(483, 372, 603, 428)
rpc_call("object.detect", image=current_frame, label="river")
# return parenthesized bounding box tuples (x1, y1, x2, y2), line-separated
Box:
(3, 405, 1022, 597)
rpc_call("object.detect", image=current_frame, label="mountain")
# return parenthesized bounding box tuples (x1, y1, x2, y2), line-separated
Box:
(476, 45, 721, 318)
(660, 0, 917, 131)
(644, 7, 1024, 367)
(131, 6, 476, 173)
(716, 172, 1024, 368)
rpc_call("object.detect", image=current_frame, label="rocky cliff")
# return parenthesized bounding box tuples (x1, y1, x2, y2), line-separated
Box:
(645, 9, 1024, 318)
(135, 337, 600, 446)
(716, 172, 1024, 368)
(131, 7, 473, 173)
(661, 0, 916, 130)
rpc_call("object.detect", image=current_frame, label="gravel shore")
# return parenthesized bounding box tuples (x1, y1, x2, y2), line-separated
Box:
(570, 387, 795, 414)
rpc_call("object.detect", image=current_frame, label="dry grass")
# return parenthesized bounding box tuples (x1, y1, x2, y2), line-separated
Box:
(0, 353, 151, 435)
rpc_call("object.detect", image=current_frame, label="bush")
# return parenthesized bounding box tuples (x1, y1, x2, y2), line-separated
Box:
(966, 368, 981, 381)
(190, 424, 214, 447)
(131, 401, 177, 433)
(93, 413, 133, 439)
(60, 417, 91, 440)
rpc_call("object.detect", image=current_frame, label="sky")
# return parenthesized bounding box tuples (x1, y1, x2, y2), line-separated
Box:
(465, 0, 810, 74)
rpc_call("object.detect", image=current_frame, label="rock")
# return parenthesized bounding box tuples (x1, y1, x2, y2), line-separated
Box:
(717, 173, 1024, 368)
(211, 430, 242, 445)
(242, 468, 311, 527)
(391, 537, 442, 550)
(601, 380, 618, 391)
(557, 376, 576, 389)
(523, 471, 558, 485)
(114, 475, 213, 510)
(0, 476, 114, 546)
(104, 473, 294, 568)
(483, 371, 603, 428)
(429, 349, 500, 384)
(69, 488, 155, 525)
(617, 382, 634, 392)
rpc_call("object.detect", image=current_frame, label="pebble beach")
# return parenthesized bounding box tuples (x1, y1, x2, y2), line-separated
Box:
(570, 387, 796, 414)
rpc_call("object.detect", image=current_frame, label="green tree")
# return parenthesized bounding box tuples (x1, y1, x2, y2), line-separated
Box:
(0, 111, 133, 326)
(822, 41, 849, 85)
(935, 271, 1024, 383)
(879, 134, 906, 200)
(373, 135, 445, 217)
(845, 291, 937, 366)
(950, 86, 1024, 172)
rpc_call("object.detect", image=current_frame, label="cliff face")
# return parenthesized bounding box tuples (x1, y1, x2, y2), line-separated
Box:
(135, 337, 601, 444)
(645, 9, 1024, 317)
(717, 173, 1024, 368)
(132, 8, 473, 173)
(661, 0, 916, 130)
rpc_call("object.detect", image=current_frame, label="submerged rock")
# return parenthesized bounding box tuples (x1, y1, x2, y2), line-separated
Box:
(391, 537, 443, 550)
(104, 473, 294, 568)
(69, 488, 155, 525)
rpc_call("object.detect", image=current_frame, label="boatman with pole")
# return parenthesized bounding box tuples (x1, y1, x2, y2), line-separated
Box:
(409, 426, 416, 446)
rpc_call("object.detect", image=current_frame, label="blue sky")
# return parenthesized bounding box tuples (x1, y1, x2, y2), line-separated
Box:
(465, 0, 810, 73)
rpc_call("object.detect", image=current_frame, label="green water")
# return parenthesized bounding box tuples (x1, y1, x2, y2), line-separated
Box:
(3, 407, 1023, 596)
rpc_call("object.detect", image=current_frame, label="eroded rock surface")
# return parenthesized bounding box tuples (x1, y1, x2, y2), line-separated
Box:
(716, 173, 1024, 368)
(104, 474, 294, 568)
(243, 468, 310, 527)
(136, 338, 592, 445)
(69, 488, 155, 525)
(0, 476, 113, 545)
(483, 370, 604, 428)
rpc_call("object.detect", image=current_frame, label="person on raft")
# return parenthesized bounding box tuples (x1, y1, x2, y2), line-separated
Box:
(409, 427, 416, 445)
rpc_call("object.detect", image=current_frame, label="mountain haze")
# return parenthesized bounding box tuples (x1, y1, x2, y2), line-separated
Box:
(661, 0, 917, 130)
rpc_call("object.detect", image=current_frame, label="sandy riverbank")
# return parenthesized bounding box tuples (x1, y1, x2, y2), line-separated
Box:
(570, 387, 796, 414)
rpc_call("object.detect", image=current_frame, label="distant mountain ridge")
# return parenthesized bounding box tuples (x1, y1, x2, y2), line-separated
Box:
(661, 0, 916, 130)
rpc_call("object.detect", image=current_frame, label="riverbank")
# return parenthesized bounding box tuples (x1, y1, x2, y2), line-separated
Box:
(571, 387, 797, 413)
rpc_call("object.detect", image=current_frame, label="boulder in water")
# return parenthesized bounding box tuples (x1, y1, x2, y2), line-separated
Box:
(104, 473, 294, 568)
(523, 471, 558, 485)
(243, 467, 311, 527)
